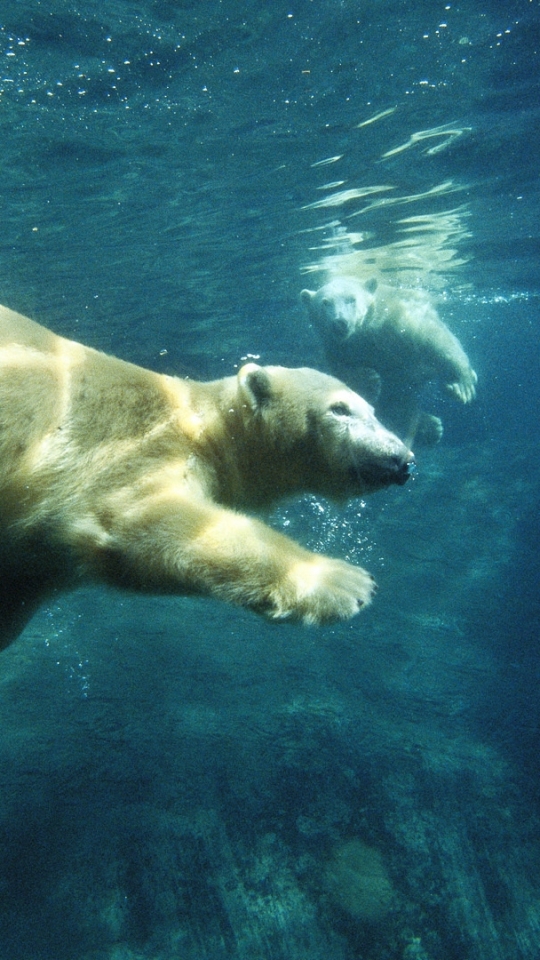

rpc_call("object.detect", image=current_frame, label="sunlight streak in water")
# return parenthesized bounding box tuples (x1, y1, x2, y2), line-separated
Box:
(357, 107, 397, 128)
(381, 122, 473, 158)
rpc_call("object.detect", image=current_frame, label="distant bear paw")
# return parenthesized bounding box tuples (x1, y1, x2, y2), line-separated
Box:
(446, 369, 477, 404)
(270, 556, 377, 626)
(415, 413, 444, 446)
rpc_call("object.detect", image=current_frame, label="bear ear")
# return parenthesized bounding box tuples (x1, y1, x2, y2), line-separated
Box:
(238, 363, 273, 411)
(365, 277, 378, 294)
(300, 289, 315, 307)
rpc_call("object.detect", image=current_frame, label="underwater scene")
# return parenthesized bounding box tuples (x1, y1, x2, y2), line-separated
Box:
(0, 0, 539, 957)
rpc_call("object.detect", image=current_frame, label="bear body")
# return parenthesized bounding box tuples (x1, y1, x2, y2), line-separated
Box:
(301, 276, 477, 445)
(0, 304, 414, 648)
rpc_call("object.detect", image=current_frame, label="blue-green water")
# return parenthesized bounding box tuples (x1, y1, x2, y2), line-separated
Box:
(0, 2, 539, 958)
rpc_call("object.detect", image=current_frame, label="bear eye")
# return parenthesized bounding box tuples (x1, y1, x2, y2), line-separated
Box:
(329, 401, 352, 418)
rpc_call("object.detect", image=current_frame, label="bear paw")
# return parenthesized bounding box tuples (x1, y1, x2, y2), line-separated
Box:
(415, 413, 443, 447)
(270, 556, 377, 626)
(446, 369, 477, 404)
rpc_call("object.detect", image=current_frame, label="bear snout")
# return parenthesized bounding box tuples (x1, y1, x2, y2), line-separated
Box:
(392, 453, 416, 486)
(383, 439, 416, 485)
(351, 449, 415, 492)
(331, 318, 350, 341)
(371, 453, 415, 487)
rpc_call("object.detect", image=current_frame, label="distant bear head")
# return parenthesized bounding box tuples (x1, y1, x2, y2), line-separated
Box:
(235, 363, 414, 505)
(301, 277, 378, 341)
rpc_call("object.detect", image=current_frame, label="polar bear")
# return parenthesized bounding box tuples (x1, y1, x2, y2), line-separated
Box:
(0, 303, 414, 648)
(301, 276, 477, 445)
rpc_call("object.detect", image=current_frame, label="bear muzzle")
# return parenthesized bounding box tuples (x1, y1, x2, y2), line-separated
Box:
(392, 453, 416, 485)
(330, 317, 351, 341)
(352, 450, 415, 490)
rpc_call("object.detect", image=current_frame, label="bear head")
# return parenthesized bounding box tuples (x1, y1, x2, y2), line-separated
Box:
(301, 277, 378, 341)
(233, 363, 414, 506)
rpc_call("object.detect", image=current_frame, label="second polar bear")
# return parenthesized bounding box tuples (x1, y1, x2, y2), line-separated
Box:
(301, 276, 477, 445)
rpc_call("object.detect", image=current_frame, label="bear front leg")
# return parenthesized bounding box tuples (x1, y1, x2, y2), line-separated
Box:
(89, 495, 376, 626)
(413, 319, 477, 403)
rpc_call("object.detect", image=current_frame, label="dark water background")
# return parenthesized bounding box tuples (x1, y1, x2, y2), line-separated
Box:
(0, 1, 539, 958)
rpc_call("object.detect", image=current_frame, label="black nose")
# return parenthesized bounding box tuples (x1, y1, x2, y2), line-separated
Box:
(393, 455, 416, 486)
(332, 318, 349, 340)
